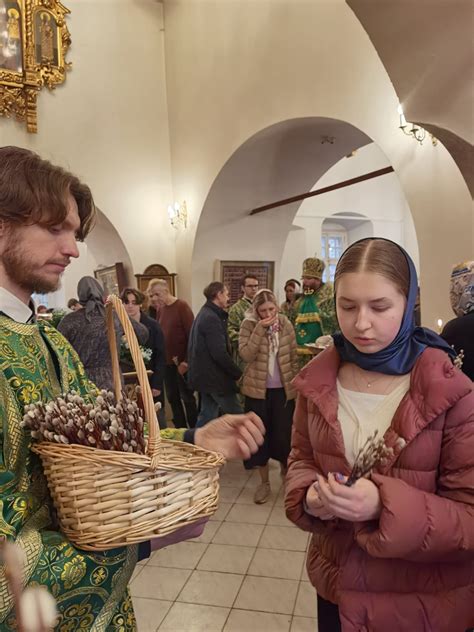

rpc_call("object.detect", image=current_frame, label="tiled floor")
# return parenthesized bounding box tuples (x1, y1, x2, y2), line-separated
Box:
(131, 460, 317, 631)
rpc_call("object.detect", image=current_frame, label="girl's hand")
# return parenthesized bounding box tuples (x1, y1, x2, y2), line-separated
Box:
(259, 314, 278, 328)
(305, 482, 335, 520)
(316, 473, 382, 522)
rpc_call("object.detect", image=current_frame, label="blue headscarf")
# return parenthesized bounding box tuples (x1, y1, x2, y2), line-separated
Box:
(333, 239, 456, 375)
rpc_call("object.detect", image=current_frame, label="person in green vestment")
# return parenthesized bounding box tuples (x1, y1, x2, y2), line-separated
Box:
(0, 147, 265, 630)
(294, 257, 337, 368)
(227, 274, 259, 369)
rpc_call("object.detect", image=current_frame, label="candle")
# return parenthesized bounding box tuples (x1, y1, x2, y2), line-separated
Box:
(397, 104, 407, 128)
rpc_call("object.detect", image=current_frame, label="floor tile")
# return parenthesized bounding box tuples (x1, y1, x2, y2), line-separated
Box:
(275, 487, 286, 507)
(193, 520, 221, 543)
(247, 549, 305, 580)
(132, 564, 145, 582)
(177, 570, 244, 607)
(294, 582, 317, 618)
(220, 462, 248, 475)
(130, 566, 191, 601)
(219, 472, 249, 488)
(132, 597, 172, 631)
(197, 543, 255, 574)
(259, 525, 309, 551)
(225, 502, 272, 525)
(224, 609, 291, 631)
(291, 616, 318, 632)
(159, 602, 230, 631)
(148, 541, 208, 570)
(212, 522, 264, 547)
(210, 502, 233, 521)
(234, 576, 299, 615)
(218, 486, 242, 503)
(267, 504, 294, 527)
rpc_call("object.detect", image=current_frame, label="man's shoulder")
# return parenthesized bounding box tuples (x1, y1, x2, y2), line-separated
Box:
(175, 298, 192, 310)
(229, 297, 249, 314)
(318, 283, 334, 301)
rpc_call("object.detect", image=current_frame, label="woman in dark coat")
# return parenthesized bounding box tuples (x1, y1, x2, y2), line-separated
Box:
(58, 276, 148, 390)
(121, 287, 167, 427)
(441, 260, 474, 380)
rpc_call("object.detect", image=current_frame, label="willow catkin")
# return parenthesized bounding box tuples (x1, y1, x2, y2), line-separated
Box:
(21, 390, 146, 454)
(345, 430, 394, 486)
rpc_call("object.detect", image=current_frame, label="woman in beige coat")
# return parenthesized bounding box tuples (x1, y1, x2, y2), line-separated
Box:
(239, 289, 299, 504)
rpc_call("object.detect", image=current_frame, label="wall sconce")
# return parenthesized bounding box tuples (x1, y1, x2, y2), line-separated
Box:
(398, 105, 438, 146)
(436, 318, 443, 333)
(167, 201, 188, 229)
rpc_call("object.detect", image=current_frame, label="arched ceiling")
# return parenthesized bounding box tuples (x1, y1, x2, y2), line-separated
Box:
(196, 117, 372, 234)
(347, 0, 474, 196)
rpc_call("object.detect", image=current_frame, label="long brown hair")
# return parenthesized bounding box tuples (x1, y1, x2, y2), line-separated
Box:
(0, 146, 95, 240)
(334, 239, 409, 297)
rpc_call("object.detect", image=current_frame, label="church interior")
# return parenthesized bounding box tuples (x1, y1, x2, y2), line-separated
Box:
(0, 1, 472, 631)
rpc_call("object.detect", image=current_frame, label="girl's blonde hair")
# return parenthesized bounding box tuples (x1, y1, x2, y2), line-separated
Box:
(248, 289, 278, 320)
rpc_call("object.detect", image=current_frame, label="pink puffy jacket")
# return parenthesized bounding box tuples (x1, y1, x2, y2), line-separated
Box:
(285, 346, 474, 632)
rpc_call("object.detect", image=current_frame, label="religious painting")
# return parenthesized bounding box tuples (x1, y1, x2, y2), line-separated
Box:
(94, 263, 127, 298)
(0, 0, 71, 133)
(0, 1, 23, 73)
(217, 260, 275, 306)
(34, 9, 59, 67)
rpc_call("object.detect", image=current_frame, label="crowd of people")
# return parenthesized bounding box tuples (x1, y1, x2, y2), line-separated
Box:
(0, 144, 472, 632)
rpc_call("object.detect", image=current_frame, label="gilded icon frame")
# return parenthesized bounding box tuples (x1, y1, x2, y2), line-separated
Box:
(0, 0, 71, 132)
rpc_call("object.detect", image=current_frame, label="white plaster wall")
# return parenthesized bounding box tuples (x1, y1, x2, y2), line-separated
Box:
(280, 143, 420, 292)
(0, 0, 176, 285)
(164, 0, 472, 326)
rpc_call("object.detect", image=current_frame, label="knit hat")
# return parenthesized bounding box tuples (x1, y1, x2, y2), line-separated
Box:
(301, 257, 325, 280)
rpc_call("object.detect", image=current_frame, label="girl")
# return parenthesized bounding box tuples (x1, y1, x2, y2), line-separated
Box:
(285, 238, 474, 632)
(239, 289, 299, 504)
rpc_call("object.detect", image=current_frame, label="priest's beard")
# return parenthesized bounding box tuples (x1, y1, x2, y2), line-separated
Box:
(2, 238, 60, 294)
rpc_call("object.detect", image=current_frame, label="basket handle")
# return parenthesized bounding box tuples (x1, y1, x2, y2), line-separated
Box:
(106, 295, 160, 455)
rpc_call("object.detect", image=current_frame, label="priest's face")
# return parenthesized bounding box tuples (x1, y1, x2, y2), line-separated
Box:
(302, 276, 321, 291)
(0, 194, 80, 302)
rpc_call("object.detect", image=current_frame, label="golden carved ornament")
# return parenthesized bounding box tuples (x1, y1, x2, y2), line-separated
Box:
(0, 0, 71, 133)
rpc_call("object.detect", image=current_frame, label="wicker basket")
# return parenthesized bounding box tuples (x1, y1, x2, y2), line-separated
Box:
(32, 294, 225, 551)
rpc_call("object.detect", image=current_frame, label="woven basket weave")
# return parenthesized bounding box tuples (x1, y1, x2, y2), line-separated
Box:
(33, 294, 225, 551)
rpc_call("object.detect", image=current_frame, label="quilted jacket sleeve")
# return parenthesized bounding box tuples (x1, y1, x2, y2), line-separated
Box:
(285, 393, 325, 532)
(356, 389, 474, 563)
(239, 319, 266, 363)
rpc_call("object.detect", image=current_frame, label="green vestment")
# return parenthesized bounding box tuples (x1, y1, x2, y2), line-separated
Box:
(0, 315, 185, 630)
(294, 283, 337, 368)
(227, 297, 252, 369)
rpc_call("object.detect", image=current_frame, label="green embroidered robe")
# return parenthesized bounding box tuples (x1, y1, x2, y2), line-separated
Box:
(227, 297, 252, 369)
(0, 316, 185, 630)
(294, 283, 337, 367)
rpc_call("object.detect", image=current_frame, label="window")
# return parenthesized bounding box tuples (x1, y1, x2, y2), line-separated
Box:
(32, 292, 49, 308)
(321, 230, 347, 282)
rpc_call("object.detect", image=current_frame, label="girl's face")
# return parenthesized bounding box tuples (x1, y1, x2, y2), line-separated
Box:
(257, 300, 277, 320)
(123, 293, 141, 319)
(285, 285, 296, 301)
(336, 272, 406, 354)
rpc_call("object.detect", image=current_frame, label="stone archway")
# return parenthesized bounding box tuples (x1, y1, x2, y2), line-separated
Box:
(191, 118, 419, 310)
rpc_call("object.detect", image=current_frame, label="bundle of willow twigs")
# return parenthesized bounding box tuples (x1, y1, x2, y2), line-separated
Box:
(345, 430, 394, 487)
(21, 390, 146, 454)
